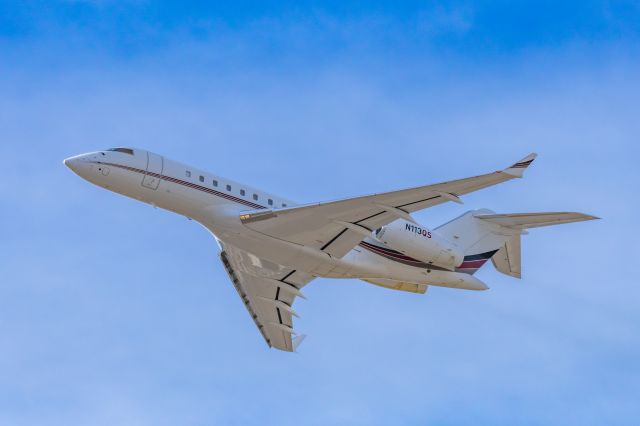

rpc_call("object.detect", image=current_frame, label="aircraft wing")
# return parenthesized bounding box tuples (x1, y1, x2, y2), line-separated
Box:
(218, 241, 314, 352)
(240, 153, 537, 259)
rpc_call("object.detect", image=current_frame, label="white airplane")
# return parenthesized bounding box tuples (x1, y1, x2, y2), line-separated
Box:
(64, 148, 597, 352)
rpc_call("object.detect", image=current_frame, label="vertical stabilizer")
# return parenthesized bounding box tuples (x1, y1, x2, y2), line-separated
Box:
(434, 209, 515, 275)
(426, 209, 597, 277)
(491, 235, 522, 278)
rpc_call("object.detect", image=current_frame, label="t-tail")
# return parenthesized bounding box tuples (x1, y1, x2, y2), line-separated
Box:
(434, 209, 599, 277)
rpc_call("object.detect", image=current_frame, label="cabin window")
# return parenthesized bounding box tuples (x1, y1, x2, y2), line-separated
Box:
(212, 180, 218, 187)
(253, 194, 258, 200)
(186, 171, 191, 178)
(107, 147, 134, 155)
(199, 175, 205, 182)
(226, 184, 231, 191)
(240, 189, 245, 196)
(282, 203, 287, 207)
(268, 199, 273, 206)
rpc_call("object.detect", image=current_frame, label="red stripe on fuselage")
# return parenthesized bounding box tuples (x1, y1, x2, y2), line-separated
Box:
(98, 161, 267, 209)
(359, 241, 491, 274)
(359, 241, 409, 258)
(458, 259, 489, 269)
(358, 241, 423, 263)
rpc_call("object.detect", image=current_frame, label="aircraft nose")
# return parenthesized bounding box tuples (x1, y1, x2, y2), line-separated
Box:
(64, 156, 80, 173)
(63, 154, 92, 176)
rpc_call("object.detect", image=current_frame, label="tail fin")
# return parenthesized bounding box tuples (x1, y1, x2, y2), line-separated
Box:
(490, 234, 521, 278)
(435, 210, 599, 277)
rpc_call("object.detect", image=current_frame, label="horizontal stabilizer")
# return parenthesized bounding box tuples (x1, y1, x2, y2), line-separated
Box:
(476, 212, 599, 229)
(475, 211, 598, 278)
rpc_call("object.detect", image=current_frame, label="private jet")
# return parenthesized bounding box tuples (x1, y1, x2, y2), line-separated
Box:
(65, 148, 597, 351)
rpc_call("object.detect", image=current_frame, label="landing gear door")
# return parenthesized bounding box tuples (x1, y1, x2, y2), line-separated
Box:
(141, 151, 163, 190)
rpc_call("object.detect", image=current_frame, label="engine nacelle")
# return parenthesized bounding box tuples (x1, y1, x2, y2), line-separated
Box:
(375, 220, 464, 270)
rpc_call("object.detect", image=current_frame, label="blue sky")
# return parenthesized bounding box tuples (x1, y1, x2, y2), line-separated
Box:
(1, 1, 639, 425)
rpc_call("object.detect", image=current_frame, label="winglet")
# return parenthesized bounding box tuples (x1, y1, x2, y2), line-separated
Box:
(503, 153, 537, 178)
(293, 334, 306, 352)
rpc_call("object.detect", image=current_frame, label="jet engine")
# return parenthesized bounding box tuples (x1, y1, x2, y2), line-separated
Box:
(375, 220, 464, 270)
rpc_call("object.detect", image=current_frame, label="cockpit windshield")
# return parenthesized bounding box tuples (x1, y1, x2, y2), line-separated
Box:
(107, 148, 134, 155)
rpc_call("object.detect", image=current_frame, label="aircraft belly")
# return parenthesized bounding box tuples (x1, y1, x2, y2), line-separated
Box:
(215, 231, 336, 274)
(341, 245, 489, 290)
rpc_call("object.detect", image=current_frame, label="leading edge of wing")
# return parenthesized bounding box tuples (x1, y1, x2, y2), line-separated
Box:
(219, 246, 314, 352)
(240, 152, 537, 222)
(219, 250, 273, 347)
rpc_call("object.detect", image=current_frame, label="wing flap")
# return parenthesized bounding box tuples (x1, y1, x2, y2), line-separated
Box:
(219, 244, 314, 352)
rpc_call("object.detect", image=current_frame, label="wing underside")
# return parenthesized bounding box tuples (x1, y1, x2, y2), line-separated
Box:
(241, 154, 538, 259)
(219, 242, 314, 351)
(218, 154, 538, 351)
